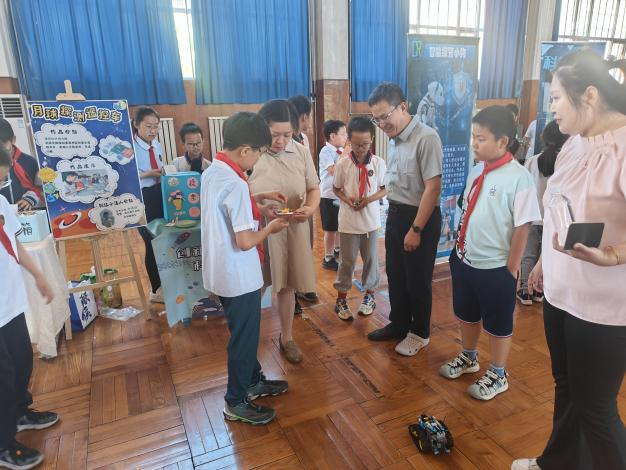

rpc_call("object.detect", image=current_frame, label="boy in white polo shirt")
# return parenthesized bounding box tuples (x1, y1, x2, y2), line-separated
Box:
(318, 120, 348, 271)
(439, 106, 541, 401)
(201, 112, 290, 425)
(332, 117, 387, 320)
(0, 147, 59, 470)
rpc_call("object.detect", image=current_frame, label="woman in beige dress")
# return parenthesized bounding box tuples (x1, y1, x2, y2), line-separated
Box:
(249, 100, 320, 363)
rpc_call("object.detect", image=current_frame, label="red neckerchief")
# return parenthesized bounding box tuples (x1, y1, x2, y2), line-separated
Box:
(457, 152, 513, 258)
(12, 147, 43, 201)
(215, 152, 264, 262)
(351, 151, 372, 200)
(0, 216, 19, 264)
(335, 148, 342, 156)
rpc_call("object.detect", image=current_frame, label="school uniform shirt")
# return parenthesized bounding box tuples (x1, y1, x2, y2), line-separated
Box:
(248, 140, 319, 293)
(542, 125, 626, 326)
(172, 155, 211, 173)
(333, 154, 387, 234)
(200, 160, 263, 298)
(134, 137, 163, 188)
(318, 143, 340, 199)
(385, 115, 443, 207)
(0, 195, 29, 328)
(0, 149, 43, 208)
(456, 160, 541, 269)
(524, 153, 548, 225)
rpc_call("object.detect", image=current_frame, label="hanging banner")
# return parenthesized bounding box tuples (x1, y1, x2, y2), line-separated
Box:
(28, 100, 145, 239)
(407, 35, 480, 258)
(534, 41, 606, 154)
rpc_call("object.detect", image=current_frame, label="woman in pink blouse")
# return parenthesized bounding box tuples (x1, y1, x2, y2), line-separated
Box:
(512, 51, 626, 470)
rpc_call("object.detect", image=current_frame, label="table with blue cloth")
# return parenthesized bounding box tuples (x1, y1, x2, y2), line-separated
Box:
(147, 219, 223, 326)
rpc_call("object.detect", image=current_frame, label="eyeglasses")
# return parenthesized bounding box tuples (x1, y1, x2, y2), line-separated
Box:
(351, 141, 372, 149)
(371, 105, 399, 126)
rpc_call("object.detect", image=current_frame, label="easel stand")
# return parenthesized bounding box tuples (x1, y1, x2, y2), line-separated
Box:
(58, 231, 151, 340)
(54, 81, 152, 341)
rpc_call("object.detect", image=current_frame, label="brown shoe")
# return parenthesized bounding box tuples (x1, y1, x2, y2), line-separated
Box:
(279, 335, 303, 363)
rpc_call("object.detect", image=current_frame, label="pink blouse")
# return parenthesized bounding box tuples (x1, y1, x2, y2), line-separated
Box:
(542, 124, 626, 326)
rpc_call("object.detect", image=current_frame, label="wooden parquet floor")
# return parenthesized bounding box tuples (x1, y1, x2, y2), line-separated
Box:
(22, 224, 625, 469)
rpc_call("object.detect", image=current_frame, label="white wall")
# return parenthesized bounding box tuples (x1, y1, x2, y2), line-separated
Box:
(313, 0, 349, 80)
(0, 0, 18, 78)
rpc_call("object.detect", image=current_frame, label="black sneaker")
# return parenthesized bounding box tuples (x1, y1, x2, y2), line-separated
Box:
(0, 440, 44, 469)
(294, 297, 303, 315)
(516, 289, 533, 306)
(248, 374, 288, 400)
(296, 292, 318, 302)
(223, 399, 276, 425)
(531, 293, 544, 303)
(333, 247, 340, 258)
(367, 323, 405, 341)
(16, 409, 59, 432)
(322, 257, 339, 271)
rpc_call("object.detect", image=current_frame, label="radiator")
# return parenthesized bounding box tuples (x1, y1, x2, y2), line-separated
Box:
(208, 117, 228, 159)
(157, 118, 177, 165)
(374, 125, 389, 162)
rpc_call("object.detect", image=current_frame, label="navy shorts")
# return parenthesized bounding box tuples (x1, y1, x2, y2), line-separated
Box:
(449, 251, 517, 337)
(319, 197, 339, 231)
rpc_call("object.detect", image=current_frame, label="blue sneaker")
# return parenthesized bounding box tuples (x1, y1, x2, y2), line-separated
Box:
(223, 399, 276, 425)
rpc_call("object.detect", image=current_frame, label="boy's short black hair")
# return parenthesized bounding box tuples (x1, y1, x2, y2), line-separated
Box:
(0, 118, 15, 143)
(347, 116, 375, 139)
(179, 122, 203, 141)
(323, 120, 346, 141)
(0, 144, 11, 167)
(504, 103, 519, 117)
(222, 112, 271, 151)
(367, 82, 406, 107)
(472, 106, 516, 148)
(288, 95, 312, 117)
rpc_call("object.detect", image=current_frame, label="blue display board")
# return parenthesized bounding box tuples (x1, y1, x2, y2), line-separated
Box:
(28, 100, 145, 239)
(407, 35, 480, 257)
(151, 223, 223, 326)
(534, 41, 606, 154)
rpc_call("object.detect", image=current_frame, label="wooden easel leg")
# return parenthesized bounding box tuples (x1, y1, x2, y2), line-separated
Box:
(123, 230, 151, 320)
(58, 240, 73, 340)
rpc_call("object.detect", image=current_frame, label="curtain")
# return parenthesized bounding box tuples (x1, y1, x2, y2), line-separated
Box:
(10, 0, 186, 105)
(478, 0, 528, 99)
(350, 0, 410, 102)
(192, 0, 310, 105)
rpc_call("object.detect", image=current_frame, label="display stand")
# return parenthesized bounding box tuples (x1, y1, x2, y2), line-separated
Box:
(53, 81, 151, 340)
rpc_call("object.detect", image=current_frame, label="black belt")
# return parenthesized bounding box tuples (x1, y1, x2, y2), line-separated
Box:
(387, 201, 418, 211)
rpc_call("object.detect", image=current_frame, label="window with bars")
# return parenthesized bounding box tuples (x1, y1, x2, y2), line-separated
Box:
(409, 0, 485, 37)
(558, 0, 626, 60)
(172, 0, 195, 79)
(409, 0, 485, 67)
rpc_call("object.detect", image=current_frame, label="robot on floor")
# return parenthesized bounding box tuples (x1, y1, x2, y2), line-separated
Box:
(409, 414, 454, 455)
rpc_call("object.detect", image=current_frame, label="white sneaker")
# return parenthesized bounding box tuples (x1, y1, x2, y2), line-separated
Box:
(395, 332, 430, 356)
(511, 458, 541, 470)
(439, 351, 480, 379)
(149, 287, 164, 303)
(467, 369, 509, 400)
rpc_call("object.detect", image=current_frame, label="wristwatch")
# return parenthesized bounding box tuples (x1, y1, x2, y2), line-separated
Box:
(411, 224, 422, 233)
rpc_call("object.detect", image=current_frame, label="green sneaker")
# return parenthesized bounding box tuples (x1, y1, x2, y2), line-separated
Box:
(248, 374, 288, 400)
(223, 399, 276, 425)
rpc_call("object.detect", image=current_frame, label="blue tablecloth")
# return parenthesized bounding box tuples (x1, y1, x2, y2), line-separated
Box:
(148, 219, 222, 326)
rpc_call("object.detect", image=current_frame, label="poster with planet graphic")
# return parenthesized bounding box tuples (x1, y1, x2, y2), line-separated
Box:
(28, 100, 145, 239)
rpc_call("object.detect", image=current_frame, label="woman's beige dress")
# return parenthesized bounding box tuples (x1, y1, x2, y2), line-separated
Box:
(248, 140, 319, 293)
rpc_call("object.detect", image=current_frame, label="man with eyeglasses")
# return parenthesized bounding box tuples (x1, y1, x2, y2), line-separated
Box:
(367, 82, 443, 359)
